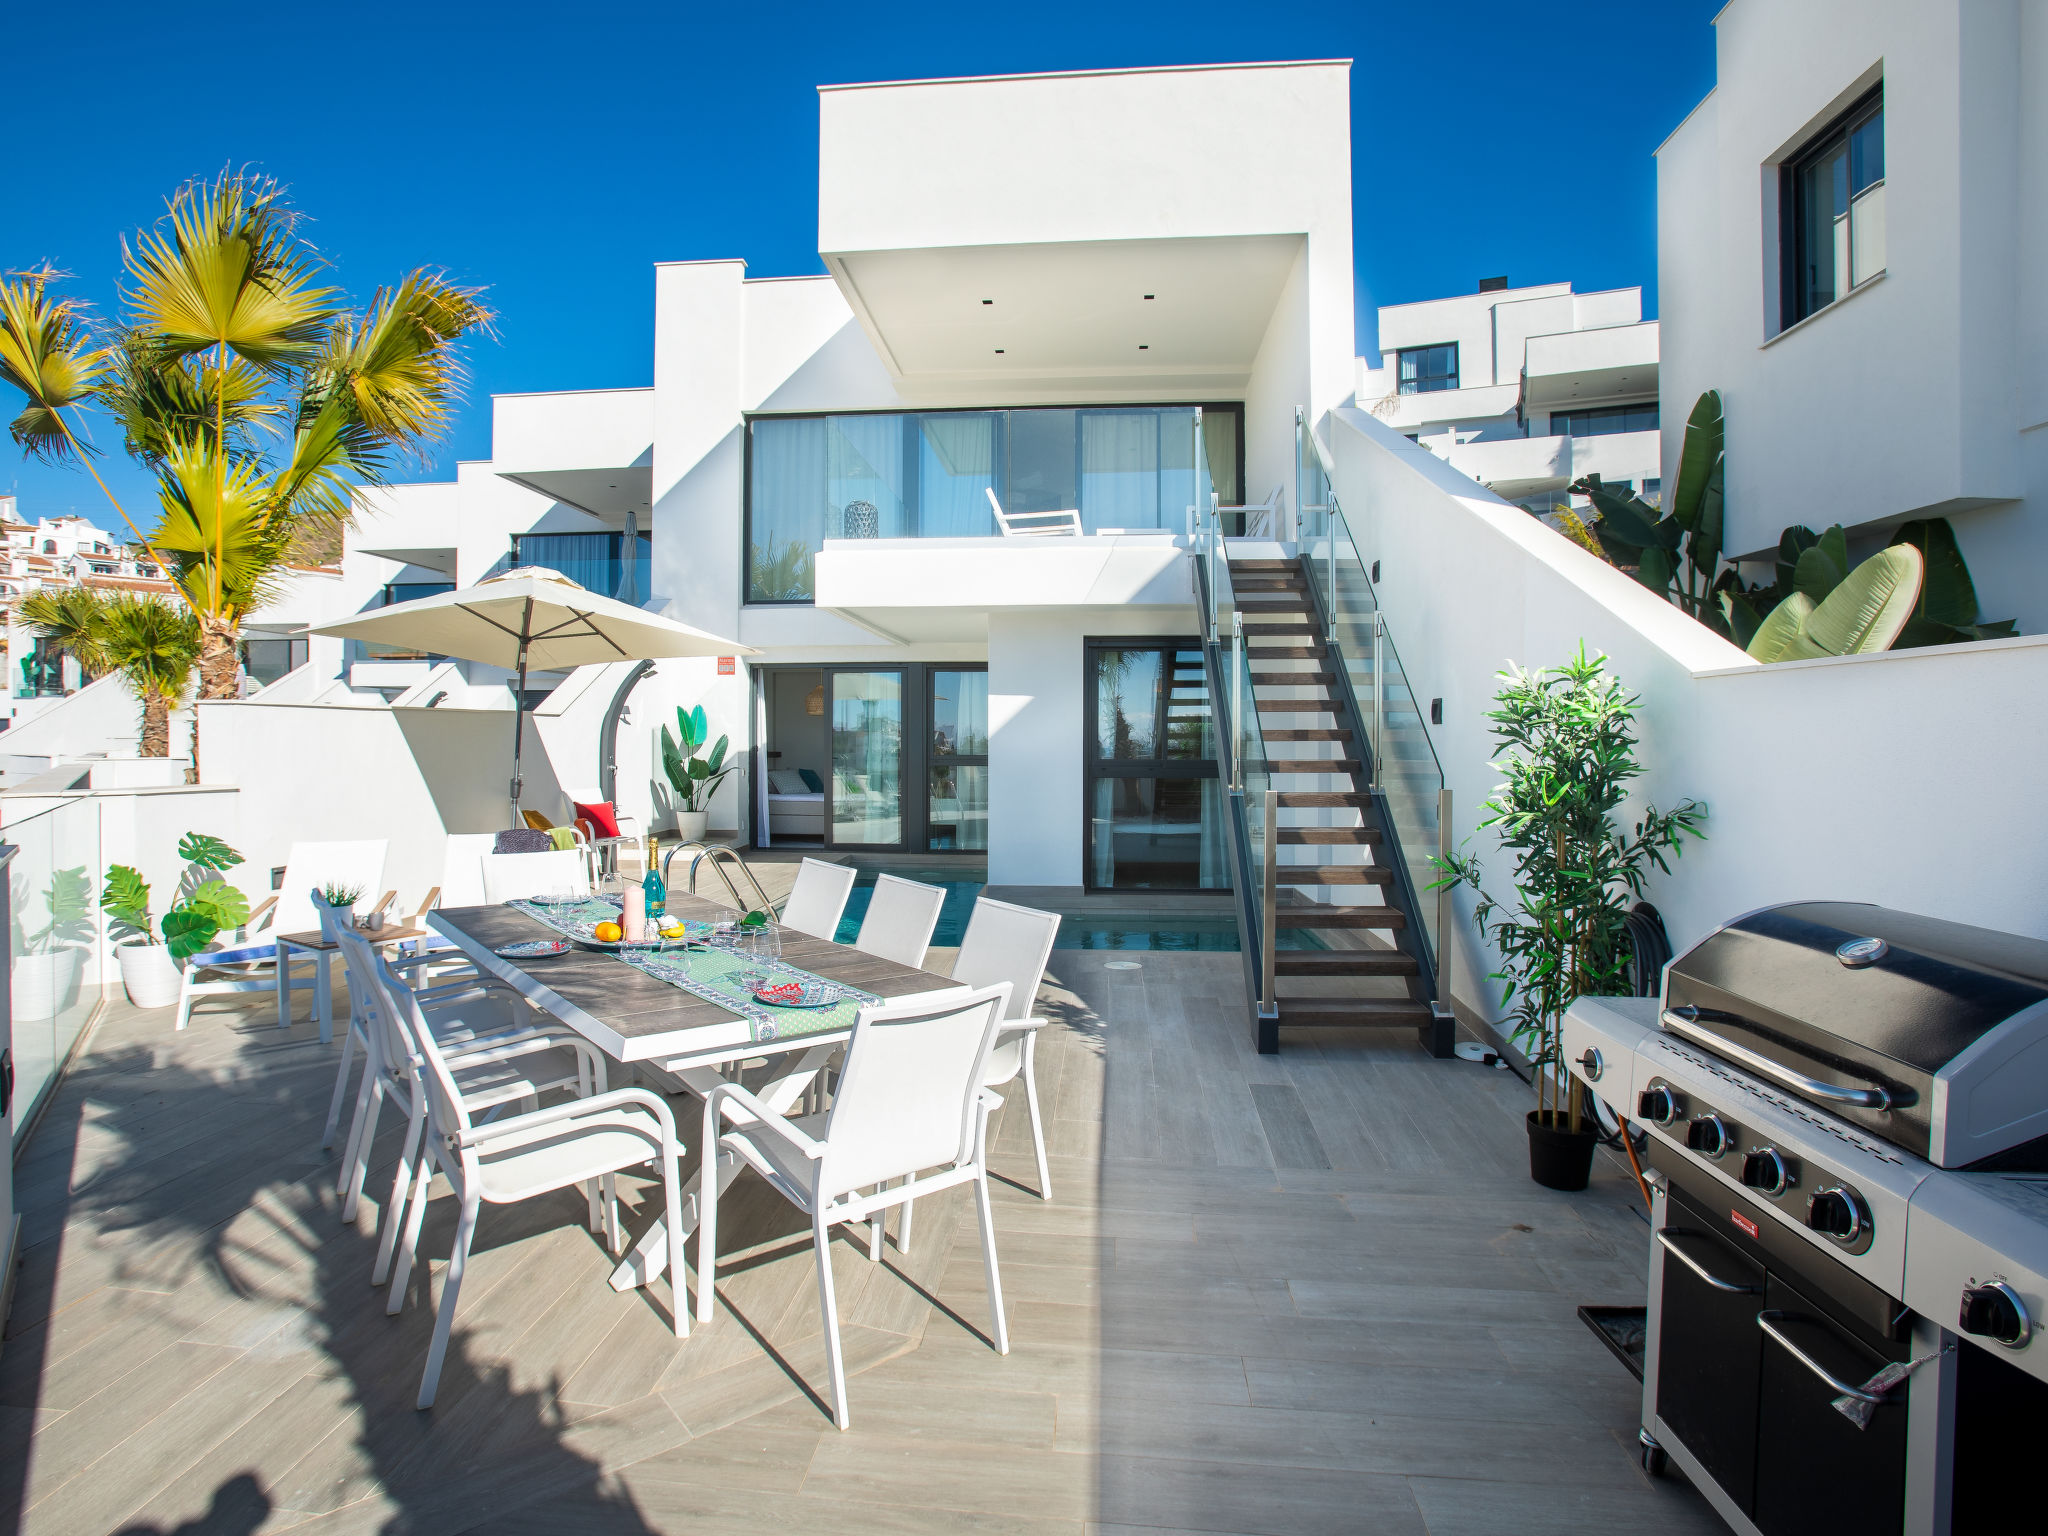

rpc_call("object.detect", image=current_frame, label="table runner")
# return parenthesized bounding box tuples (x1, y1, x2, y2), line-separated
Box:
(510, 896, 880, 1044)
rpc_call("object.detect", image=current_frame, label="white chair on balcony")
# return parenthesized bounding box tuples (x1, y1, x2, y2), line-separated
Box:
(370, 945, 690, 1410)
(173, 838, 388, 1033)
(695, 982, 1013, 1429)
(986, 486, 1081, 538)
(480, 848, 592, 905)
(779, 857, 857, 941)
(854, 874, 946, 970)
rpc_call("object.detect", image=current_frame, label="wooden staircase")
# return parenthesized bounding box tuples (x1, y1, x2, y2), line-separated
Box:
(1231, 556, 1446, 1054)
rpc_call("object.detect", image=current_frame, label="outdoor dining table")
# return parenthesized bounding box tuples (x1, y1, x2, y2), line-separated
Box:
(428, 891, 965, 1292)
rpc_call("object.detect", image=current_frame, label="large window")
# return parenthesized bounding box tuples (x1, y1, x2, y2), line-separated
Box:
(929, 669, 988, 852)
(1548, 402, 1659, 438)
(1084, 642, 1225, 891)
(1397, 344, 1458, 395)
(1784, 87, 1884, 327)
(745, 404, 1244, 603)
(510, 532, 652, 597)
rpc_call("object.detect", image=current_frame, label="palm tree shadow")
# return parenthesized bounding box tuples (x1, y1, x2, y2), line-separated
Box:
(2, 1011, 667, 1536)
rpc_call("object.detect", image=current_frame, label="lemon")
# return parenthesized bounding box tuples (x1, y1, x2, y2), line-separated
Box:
(594, 921, 623, 943)
(660, 920, 686, 938)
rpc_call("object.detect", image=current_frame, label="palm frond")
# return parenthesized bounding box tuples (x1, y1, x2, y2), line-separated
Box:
(309, 270, 493, 453)
(103, 332, 280, 463)
(121, 172, 338, 373)
(0, 270, 111, 463)
(148, 432, 291, 619)
(17, 584, 113, 676)
(97, 592, 202, 701)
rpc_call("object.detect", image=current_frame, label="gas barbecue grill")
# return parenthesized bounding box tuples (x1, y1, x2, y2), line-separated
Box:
(1564, 902, 2048, 1536)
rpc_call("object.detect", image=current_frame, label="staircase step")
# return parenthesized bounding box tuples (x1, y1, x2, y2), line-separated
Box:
(1276, 998, 1435, 1028)
(1269, 759, 1363, 775)
(1275, 791, 1373, 808)
(1276, 866, 1394, 887)
(1230, 559, 1299, 572)
(1276, 951, 1417, 976)
(1276, 907, 1407, 929)
(1243, 622, 1317, 635)
(1279, 826, 1384, 845)
(1255, 698, 1336, 713)
(1248, 646, 1327, 659)
(1263, 729, 1350, 741)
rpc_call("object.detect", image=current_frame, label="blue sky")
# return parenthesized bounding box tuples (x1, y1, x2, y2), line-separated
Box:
(5, 0, 1720, 522)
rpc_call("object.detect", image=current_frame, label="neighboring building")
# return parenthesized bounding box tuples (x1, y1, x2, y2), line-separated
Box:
(1657, 0, 2046, 629)
(350, 61, 1357, 891)
(1357, 282, 1661, 517)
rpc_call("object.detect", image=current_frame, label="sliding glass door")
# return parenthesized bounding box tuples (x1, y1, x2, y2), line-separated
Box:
(929, 669, 988, 851)
(829, 670, 904, 848)
(1083, 641, 1224, 890)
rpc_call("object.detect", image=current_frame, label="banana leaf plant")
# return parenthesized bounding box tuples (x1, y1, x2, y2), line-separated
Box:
(1572, 390, 1727, 633)
(1745, 544, 1924, 663)
(660, 705, 734, 812)
(103, 831, 251, 961)
(1887, 518, 2018, 647)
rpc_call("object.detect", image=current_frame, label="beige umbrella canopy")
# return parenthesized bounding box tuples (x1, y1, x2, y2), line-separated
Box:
(314, 567, 755, 819)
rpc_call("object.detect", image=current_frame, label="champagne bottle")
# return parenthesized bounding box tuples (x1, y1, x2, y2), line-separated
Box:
(643, 834, 667, 925)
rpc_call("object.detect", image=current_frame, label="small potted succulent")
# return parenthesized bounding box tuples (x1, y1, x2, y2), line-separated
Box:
(102, 833, 252, 1008)
(319, 882, 366, 929)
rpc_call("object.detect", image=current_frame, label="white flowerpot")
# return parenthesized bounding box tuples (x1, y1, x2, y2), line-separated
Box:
(672, 810, 710, 844)
(12, 948, 84, 1023)
(117, 940, 182, 1009)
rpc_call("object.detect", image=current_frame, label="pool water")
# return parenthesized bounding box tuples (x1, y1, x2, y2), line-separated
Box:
(828, 866, 1324, 954)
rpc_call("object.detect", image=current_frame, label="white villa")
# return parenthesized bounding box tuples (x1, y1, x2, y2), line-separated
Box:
(1357, 282, 1662, 518)
(3, 17, 2048, 1530)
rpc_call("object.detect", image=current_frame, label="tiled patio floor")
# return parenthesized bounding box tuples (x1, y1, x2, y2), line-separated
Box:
(0, 952, 1724, 1535)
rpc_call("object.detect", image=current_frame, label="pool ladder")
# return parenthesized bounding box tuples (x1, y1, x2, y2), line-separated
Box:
(661, 841, 778, 917)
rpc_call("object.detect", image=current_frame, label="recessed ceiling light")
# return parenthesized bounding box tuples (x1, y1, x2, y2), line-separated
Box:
(1143, 294, 1155, 300)
(995, 348, 1004, 354)
(981, 298, 993, 305)
(1138, 344, 1149, 350)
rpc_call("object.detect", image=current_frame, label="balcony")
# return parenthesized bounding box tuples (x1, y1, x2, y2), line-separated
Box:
(1436, 428, 1662, 504)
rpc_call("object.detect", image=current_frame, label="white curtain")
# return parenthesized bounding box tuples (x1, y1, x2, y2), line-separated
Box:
(918, 415, 996, 536)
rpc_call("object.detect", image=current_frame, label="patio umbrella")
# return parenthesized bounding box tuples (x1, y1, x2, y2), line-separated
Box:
(313, 567, 755, 821)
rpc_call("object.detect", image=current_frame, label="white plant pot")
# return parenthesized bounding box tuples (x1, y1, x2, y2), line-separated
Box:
(12, 948, 84, 1023)
(117, 940, 182, 1009)
(672, 810, 710, 844)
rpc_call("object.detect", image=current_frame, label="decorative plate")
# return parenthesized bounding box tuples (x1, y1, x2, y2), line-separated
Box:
(752, 980, 839, 1009)
(496, 939, 573, 959)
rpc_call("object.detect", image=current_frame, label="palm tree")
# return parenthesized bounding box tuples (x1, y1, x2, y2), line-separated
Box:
(99, 593, 202, 756)
(1, 172, 492, 700)
(17, 586, 200, 755)
(17, 586, 113, 682)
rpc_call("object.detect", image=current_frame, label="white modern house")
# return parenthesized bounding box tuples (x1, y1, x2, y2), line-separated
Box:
(1357, 282, 1662, 515)
(1657, 0, 2047, 630)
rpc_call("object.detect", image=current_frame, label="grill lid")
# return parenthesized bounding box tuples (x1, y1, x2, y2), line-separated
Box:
(1664, 903, 2048, 1163)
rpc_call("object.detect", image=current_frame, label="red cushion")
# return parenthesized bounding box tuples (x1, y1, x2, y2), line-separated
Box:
(573, 800, 622, 839)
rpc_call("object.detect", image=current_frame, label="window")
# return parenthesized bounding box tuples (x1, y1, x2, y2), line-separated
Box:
(510, 532, 651, 597)
(1083, 642, 1224, 890)
(1549, 402, 1659, 438)
(1784, 87, 1884, 327)
(1396, 344, 1458, 395)
(928, 669, 988, 851)
(744, 404, 1242, 603)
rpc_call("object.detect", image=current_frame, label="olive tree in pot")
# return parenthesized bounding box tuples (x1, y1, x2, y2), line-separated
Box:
(102, 833, 251, 1008)
(1432, 646, 1706, 1190)
(660, 705, 734, 843)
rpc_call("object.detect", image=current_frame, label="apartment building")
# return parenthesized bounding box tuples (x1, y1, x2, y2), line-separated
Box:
(1657, 0, 2047, 628)
(346, 61, 1356, 892)
(1357, 282, 1661, 516)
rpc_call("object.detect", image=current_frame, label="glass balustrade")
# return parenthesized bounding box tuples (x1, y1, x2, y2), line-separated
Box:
(6, 795, 104, 1137)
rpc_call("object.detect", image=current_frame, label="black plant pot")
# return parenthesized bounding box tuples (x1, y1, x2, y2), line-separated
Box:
(1527, 1110, 1598, 1191)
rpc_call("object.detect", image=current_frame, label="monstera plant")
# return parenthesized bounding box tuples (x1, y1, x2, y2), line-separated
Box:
(102, 832, 251, 1008)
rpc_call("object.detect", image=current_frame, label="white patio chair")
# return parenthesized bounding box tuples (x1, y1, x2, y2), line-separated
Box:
(986, 486, 1081, 538)
(480, 848, 592, 905)
(371, 946, 690, 1410)
(695, 982, 1013, 1429)
(437, 833, 499, 909)
(952, 896, 1062, 1201)
(173, 839, 388, 1031)
(854, 873, 946, 969)
(562, 790, 643, 879)
(779, 857, 857, 941)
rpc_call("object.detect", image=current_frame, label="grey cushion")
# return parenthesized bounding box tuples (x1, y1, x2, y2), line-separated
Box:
(494, 828, 551, 854)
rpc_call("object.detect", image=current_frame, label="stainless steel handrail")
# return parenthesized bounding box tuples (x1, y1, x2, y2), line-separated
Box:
(661, 840, 777, 916)
(1655, 1229, 1761, 1295)
(1660, 1007, 1907, 1111)
(1261, 789, 1279, 1009)
(1756, 1311, 1888, 1404)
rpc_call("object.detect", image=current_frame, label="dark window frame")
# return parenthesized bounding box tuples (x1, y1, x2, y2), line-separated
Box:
(927, 666, 989, 853)
(740, 402, 1247, 608)
(1396, 343, 1459, 395)
(1080, 637, 1219, 894)
(1549, 401, 1660, 439)
(1781, 84, 1885, 330)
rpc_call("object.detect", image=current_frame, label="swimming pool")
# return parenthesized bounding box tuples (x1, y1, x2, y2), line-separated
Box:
(828, 865, 1321, 953)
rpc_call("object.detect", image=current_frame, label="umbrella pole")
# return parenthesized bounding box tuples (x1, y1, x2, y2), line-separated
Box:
(510, 598, 534, 823)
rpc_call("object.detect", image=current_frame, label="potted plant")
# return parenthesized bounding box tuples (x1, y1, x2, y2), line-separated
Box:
(320, 882, 365, 928)
(102, 833, 252, 1008)
(659, 704, 735, 842)
(11, 865, 95, 1022)
(1433, 646, 1706, 1191)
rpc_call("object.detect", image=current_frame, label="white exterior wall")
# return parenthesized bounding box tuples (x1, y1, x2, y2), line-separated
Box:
(1658, 0, 2045, 627)
(1326, 407, 2048, 1038)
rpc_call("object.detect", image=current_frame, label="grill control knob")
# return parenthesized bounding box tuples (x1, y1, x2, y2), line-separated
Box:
(1807, 1186, 1871, 1243)
(1685, 1114, 1733, 1159)
(1638, 1085, 1682, 1125)
(1959, 1283, 2032, 1348)
(1741, 1148, 1793, 1197)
